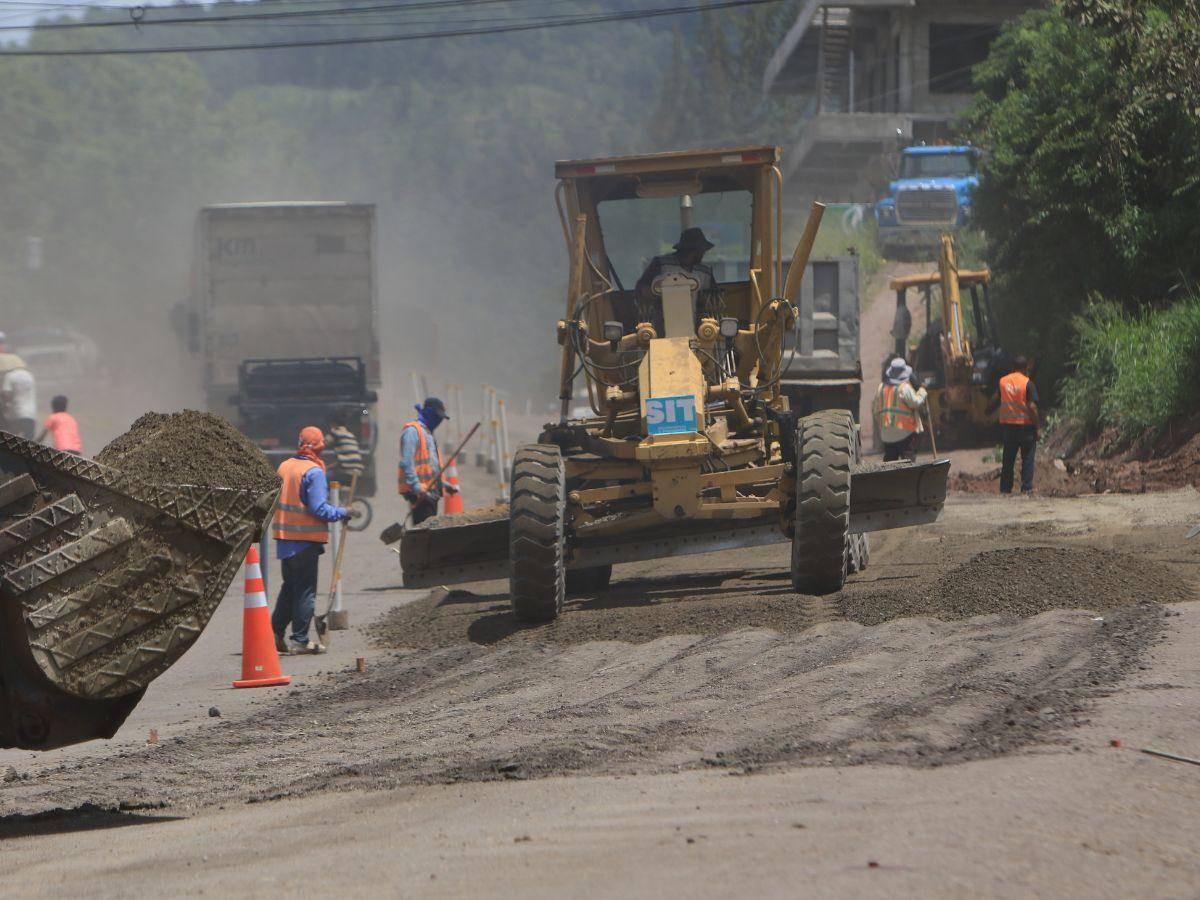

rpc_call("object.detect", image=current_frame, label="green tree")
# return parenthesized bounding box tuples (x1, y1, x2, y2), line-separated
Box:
(960, 1, 1200, 397)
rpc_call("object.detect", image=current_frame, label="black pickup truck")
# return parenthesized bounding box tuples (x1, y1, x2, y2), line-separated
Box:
(233, 356, 378, 496)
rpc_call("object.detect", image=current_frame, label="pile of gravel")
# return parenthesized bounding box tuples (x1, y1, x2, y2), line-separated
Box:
(96, 410, 278, 493)
(841, 546, 1190, 625)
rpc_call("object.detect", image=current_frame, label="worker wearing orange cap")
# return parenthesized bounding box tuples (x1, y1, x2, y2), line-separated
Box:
(271, 426, 358, 654)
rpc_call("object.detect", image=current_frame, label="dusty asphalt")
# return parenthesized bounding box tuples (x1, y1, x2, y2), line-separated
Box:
(0, 480, 1198, 897)
(2, 276, 1199, 896)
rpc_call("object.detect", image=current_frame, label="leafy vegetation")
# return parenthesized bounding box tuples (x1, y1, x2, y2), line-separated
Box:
(961, 1, 1200, 405)
(0, 1, 764, 399)
(1060, 296, 1200, 440)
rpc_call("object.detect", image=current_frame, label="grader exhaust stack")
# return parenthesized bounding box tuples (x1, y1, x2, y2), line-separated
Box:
(401, 147, 949, 611)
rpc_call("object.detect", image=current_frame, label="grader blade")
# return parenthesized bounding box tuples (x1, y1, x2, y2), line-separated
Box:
(848, 459, 950, 534)
(400, 460, 951, 589)
(0, 433, 277, 750)
(399, 507, 510, 589)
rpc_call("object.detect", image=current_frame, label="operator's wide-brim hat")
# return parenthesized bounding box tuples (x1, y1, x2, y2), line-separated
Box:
(674, 227, 715, 253)
(885, 358, 914, 385)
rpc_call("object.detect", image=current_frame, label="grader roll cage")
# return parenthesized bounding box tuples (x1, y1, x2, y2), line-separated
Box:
(401, 146, 949, 621)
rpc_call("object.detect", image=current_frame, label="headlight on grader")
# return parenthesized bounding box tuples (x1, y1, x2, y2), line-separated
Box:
(719, 317, 739, 339)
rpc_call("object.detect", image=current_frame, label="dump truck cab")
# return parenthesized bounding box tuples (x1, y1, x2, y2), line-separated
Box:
(875, 145, 980, 257)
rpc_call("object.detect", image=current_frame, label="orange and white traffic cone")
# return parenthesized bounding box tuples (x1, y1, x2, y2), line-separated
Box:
(443, 457, 465, 514)
(233, 545, 291, 689)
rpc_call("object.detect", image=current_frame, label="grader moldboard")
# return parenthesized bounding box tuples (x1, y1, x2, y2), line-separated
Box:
(0, 433, 276, 750)
(401, 146, 949, 620)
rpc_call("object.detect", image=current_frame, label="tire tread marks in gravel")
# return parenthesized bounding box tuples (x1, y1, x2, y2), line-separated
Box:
(509, 444, 566, 623)
(792, 409, 852, 598)
(96, 410, 278, 492)
(0, 603, 1166, 817)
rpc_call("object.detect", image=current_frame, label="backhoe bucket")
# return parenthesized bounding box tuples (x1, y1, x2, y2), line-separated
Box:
(0, 432, 277, 750)
(400, 460, 950, 589)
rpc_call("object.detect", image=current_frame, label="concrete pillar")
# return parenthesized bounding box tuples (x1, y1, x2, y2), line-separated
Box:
(897, 15, 914, 112)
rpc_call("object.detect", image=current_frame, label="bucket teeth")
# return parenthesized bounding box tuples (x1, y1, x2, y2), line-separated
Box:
(0, 431, 277, 729)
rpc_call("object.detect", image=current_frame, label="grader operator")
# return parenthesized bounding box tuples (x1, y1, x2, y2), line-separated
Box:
(401, 146, 950, 621)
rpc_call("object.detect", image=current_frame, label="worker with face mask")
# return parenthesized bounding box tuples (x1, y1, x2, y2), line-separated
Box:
(399, 397, 458, 525)
(271, 426, 356, 655)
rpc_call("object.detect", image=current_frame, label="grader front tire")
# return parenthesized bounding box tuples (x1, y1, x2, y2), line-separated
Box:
(509, 444, 567, 623)
(791, 410, 853, 595)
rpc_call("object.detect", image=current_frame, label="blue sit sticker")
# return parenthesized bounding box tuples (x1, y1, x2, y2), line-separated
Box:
(646, 395, 698, 435)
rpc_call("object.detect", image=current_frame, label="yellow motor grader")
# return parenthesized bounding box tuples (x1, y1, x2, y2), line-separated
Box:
(401, 146, 949, 620)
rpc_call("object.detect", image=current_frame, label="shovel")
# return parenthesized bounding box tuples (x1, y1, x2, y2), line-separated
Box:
(314, 472, 358, 649)
(379, 422, 480, 546)
(923, 405, 939, 458)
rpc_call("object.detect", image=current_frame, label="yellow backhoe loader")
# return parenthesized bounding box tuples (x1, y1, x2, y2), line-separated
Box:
(401, 147, 949, 619)
(891, 234, 1011, 446)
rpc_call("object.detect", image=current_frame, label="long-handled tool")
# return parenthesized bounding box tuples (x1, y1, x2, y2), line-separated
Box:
(315, 472, 359, 649)
(923, 404, 939, 458)
(380, 421, 482, 546)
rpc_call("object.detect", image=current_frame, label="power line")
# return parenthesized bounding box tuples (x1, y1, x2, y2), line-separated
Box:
(0, 0, 547, 31)
(2, 0, 564, 28)
(0, 0, 783, 55)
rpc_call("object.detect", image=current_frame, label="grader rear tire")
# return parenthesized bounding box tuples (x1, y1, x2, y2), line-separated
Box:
(509, 444, 567, 623)
(791, 409, 853, 594)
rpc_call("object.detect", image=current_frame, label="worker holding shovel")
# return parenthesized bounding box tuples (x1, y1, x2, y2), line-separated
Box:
(271, 426, 360, 655)
(873, 357, 929, 462)
(398, 397, 458, 525)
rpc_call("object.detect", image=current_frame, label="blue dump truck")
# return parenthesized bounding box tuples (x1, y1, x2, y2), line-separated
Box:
(875, 145, 980, 257)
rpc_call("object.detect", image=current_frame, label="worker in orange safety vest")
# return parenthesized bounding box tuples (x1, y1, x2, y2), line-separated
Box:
(873, 356, 928, 462)
(271, 426, 358, 654)
(996, 356, 1040, 494)
(399, 397, 458, 525)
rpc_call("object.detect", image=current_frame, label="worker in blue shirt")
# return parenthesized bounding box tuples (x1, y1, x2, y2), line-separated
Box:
(271, 426, 357, 654)
(399, 397, 457, 525)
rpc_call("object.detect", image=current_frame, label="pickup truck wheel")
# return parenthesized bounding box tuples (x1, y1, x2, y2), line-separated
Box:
(791, 410, 852, 594)
(566, 564, 612, 596)
(509, 444, 567, 623)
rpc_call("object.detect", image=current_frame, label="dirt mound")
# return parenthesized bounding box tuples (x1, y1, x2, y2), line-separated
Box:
(950, 458, 1096, 497)
(96, 411, 278, 492)
(953, 425, 1200, 497)
(0, 604, 1166, 817)
(841, 547, 1191, 626)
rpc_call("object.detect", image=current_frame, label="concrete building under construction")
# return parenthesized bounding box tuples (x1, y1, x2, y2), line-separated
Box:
(763, 0, 1039, 204)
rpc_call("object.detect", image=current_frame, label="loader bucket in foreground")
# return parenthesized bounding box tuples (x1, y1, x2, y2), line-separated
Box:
(400, 460, 949, 590)
(0, 432, 278, 750)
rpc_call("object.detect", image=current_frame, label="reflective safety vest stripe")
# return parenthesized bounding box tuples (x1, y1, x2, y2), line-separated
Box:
(272, 457, 330, 543)
(999, 372, 1034, 425)
(398, 421, 445, 494)
(879, 384, 918, 432)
